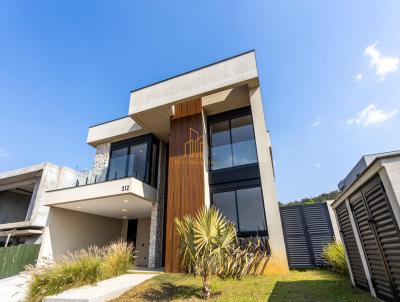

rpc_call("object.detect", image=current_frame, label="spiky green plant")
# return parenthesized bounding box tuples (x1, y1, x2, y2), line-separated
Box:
(175, 207, 236, 299)
(219, 240, 269, 279)
(322, 241, 348, 275)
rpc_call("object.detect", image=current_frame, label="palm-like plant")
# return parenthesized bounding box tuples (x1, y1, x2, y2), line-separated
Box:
(175, 207, 236, 299)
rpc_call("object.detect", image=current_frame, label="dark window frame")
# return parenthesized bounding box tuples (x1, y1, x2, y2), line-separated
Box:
(106, 134, 159, 187)
(207, 106, 259, 172)
(211, 182, 268, 238)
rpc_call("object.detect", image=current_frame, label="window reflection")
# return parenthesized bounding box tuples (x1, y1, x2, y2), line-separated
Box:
(127, 143, 147, 181)
(236, 187, 265, 232)
(209, 111, 257, 171)
(106, 135, 158, 187)
(212, 186, 266, 235)
(108, 146, 128, 180)
(231, 115, 257, 166)
(213, 191, 238, 230)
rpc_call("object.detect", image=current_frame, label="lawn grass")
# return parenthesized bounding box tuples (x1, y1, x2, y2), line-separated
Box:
(111, 270, 378, 302)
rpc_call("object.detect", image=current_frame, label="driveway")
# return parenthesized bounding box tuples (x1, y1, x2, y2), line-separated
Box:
(0, 274, 28, 302)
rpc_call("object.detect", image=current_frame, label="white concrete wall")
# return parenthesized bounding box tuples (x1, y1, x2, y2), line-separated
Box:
(135, 217, 151, 267)
(40, 207, 123, 258)
(326, 199, 342, 242)
(87, 117, 146, 146)
(129, 51, 258, 116)
(249, 86, 289, 274)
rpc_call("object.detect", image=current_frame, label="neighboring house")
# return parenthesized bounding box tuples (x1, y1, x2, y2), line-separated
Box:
(331, 151, 400, 300)
(1, 51, 289, 274)
(338, 150, 400, 191)
(0, 163, 77, 248)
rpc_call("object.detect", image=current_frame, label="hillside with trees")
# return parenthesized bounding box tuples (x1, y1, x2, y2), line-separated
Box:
(279, 190, 341, 207)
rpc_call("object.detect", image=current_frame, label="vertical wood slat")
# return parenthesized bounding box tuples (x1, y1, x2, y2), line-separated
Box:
(165, 99, 205, 273)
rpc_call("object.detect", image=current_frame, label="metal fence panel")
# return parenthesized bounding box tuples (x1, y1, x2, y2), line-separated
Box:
(280, 203, 335, 268)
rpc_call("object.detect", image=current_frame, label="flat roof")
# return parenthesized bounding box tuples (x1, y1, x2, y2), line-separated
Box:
(130, 49, 255, 93)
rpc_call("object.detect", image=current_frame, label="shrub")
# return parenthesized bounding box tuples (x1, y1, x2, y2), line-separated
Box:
(102, 240, 135, 278)
(175, 207, 237, 299)
(25, 241, 135, 302)
(219, 240, 269, 280)
(322, 241, 348, 275)
(175, 207, 271, 299)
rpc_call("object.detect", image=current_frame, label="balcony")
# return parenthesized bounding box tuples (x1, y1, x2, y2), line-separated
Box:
(44, 176, 157, 220)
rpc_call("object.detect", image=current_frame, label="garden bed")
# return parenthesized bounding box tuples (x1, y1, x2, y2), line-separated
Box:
(111, 270, 377, 302)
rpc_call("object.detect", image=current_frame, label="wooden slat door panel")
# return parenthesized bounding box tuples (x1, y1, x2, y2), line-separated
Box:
(349, 175, 400, 301)
(280, 203, 335, 268)
(336, 202, 369, 290)
(280, 206, 313, 268)
(304, 203, 335, 266)
(363, 176, 400, 300)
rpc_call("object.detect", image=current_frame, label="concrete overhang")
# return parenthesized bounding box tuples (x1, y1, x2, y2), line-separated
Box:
(0, 163, 46, 191)
(87, 116, 149, 147)
(0, 221, 44, 231)
(44, 177, 156, 220)
(128, 51, 259, 142)
(0, 229, 43, 237)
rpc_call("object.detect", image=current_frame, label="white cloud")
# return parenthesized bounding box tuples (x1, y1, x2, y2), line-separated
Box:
(364, 42, 399, 80)
(315, 163, 321, 169)
(354, 73, 363, 82)
(347, 104, 398, 126)
(0, 148, 8, 158)
(310, 118, 321, 128)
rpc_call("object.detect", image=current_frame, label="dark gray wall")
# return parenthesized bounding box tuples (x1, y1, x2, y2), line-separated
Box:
(0, 191, 31, 224)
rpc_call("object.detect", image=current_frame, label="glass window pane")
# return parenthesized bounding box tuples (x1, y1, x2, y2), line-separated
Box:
(236, 187, 266, 233)
(231, 115, 258, 166)
(127, 142, 148, 182)
(210, 120, 233, 170)
(212, 191, 237, 230)
(108, 146, 128, 180)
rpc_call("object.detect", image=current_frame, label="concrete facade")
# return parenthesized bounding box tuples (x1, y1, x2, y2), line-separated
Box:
(0, 163, 77, 246)
(41, 207, 123, 258)
(331, 153, 400, 298)
(1, 51, 289, 274)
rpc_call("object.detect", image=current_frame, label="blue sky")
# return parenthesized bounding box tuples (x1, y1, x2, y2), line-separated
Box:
(0, 1, 399, 202)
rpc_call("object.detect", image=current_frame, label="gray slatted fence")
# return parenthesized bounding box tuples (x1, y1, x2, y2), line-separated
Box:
(280, 203, 335, 268)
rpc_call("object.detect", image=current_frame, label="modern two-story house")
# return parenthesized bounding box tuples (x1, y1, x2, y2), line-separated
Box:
(1, 51, 289, 274)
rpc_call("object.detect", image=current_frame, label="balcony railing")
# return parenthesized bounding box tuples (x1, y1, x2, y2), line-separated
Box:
(57, 163, 156, 190)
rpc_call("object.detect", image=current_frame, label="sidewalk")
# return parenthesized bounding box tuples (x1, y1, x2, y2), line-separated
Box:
(0, 274, 28, 302)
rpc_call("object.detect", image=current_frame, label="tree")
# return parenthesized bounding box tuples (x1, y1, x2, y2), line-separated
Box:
(175, 207, 236, 299)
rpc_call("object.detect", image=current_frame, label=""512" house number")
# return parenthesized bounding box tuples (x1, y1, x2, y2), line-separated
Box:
(121, 185, 130, 191)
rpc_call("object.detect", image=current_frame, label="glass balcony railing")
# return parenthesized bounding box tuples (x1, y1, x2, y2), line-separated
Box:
(56, 161, 157, 191)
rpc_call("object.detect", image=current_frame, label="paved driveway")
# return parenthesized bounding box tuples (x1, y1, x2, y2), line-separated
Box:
(0, 274, 28, 302)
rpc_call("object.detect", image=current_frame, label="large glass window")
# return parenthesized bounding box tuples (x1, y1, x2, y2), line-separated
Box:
(108, 146, 129, 180)
(209, 109, 257, 171)
(236, 187, 265, 232)
(213, 191, 238, 230)
(210, 120, 233, 170)
(107, 135, 158, 186)
(231, 115, 258, 167)
(127, 142, 147, 181)
(212, 185, 267, 235)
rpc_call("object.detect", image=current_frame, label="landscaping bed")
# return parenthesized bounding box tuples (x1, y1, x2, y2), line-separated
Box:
(111, 270, 377, 302)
